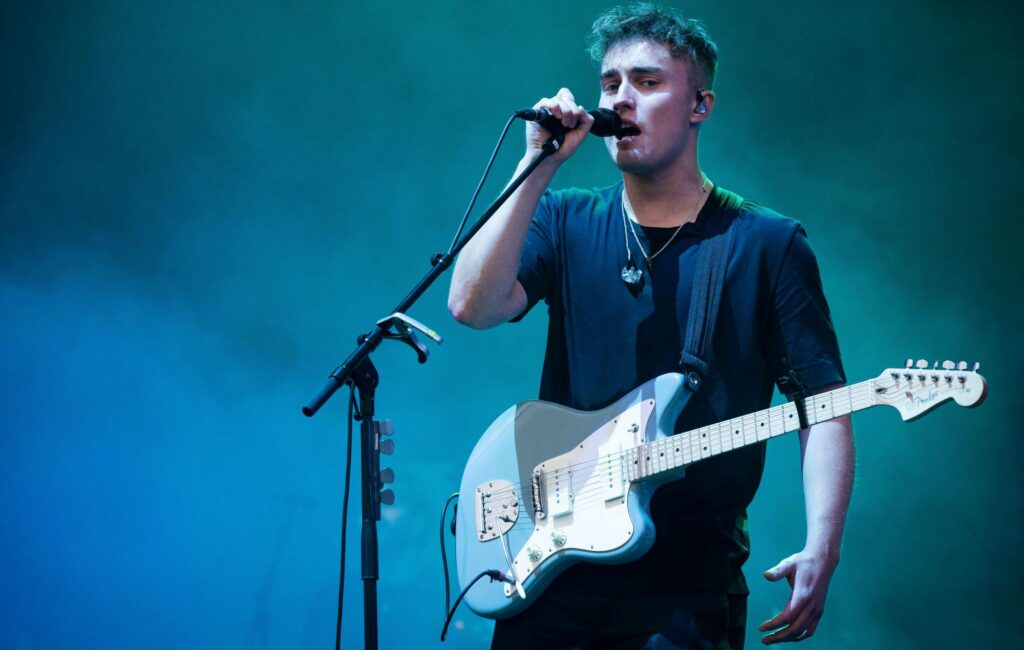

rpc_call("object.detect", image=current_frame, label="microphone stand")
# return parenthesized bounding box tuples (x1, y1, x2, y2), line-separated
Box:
(303, 135, 562, 650)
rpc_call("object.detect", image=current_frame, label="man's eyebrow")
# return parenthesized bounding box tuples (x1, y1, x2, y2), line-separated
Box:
(600, 66, 665, 79)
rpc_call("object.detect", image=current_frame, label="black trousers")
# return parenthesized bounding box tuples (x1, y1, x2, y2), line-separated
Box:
(491, 591, 747, 650)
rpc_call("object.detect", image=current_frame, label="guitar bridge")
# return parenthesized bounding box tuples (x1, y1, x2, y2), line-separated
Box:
(475, 480, 519, 541)
(531, 469, 545, 520)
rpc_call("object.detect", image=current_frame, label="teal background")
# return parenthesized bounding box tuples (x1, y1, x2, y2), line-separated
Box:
(2, 1, 1021, 648)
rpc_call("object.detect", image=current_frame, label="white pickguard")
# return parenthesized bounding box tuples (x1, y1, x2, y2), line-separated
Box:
(503, 399, 654, 597)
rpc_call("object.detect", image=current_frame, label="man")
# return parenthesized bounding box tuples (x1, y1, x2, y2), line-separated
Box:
(448, 4, 853, 648)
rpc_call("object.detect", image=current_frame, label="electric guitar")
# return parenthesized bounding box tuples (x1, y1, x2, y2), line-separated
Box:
(455, 360, 986, 619)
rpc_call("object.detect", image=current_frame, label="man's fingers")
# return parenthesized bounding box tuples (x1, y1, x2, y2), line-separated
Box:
(764, 558, 795, 582)
(758, 588, 810, 633)
(758, 604, 793, 632)
(805, 615, 821, 637)
(761, 606, 817, 644)
(555, 87, 576, 103)
(557, 100, 579, 128)
(761, 602, 824, 645)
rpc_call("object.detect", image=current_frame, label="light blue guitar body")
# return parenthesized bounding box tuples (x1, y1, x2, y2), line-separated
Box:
(455, 372, 692, 619)
(454, 361, 990, 620)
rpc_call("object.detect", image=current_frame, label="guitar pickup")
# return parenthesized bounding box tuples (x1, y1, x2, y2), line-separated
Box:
(541, 458, 573, 518)
(597, 440, 626, 501)
(474, 480, 518, 542)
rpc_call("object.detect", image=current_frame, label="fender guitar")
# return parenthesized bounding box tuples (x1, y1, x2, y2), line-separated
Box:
(455, 360, 986, 619)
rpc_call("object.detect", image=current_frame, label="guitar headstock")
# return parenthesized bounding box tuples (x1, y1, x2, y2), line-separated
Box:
(870, 359, 987, 422)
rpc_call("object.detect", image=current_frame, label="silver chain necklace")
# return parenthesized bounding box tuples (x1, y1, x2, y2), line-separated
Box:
(620, 177, 709, 286)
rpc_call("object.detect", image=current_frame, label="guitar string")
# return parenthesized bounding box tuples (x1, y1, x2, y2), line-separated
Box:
(491, 376, 969, 522)
(479, 392, 860, 519)
(477, 374, 968, 515)
(476, 382, 882, 514)
(482, 378, 974, 542)
(477, 382, 875, 506)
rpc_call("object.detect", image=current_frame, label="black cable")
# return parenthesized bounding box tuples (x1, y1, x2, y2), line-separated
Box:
(444, 114, 519, 256)
(438, 492, 459, 621)
(441, 570, 503, 642)
(335, 385, 356, 650)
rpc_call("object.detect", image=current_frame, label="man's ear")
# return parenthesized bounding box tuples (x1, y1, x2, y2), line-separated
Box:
(691, 88, 715, 123)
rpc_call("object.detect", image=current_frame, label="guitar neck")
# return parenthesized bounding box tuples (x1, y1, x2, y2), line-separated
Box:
(629, 381, 871, 480)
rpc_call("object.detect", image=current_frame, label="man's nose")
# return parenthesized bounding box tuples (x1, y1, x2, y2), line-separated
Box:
(613, 84, 636, 113)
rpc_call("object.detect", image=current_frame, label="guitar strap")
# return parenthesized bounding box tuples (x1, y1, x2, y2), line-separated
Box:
(679, 188, 744, 392)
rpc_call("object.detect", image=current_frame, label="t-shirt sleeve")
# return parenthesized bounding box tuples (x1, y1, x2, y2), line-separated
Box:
(510, 191, 559, 322)
(764, 225, 846, 392)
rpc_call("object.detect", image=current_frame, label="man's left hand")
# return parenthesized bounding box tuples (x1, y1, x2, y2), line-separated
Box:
(758, 548, 838, 644)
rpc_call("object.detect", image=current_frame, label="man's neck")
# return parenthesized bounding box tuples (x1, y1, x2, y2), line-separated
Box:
(623, 162, 708, 228)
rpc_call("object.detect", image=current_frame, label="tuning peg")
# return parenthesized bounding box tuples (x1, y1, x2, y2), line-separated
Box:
(380, 489, 395, 505)
(942, 360, 955, 370)
(972, 362, 981, 372)
(915, 359, 928, 369)
(374, 419, 394, 436)
(380, 438, 394, 455)
(905, 358, 914, 369)
(957, 361, 968, 371)
(380, 467, 395, 484)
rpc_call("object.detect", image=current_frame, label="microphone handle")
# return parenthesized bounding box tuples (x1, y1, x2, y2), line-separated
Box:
(515, 107, 622, 138)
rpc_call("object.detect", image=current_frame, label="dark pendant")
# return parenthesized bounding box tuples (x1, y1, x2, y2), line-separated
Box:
(621, 261, 643, 285)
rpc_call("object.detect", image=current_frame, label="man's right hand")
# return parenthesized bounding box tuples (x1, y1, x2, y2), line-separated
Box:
(526, 88, 594, 165)
(449, 88, 591, 329)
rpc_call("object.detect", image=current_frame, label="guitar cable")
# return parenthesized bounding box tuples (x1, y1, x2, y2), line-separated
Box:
(335, 384, 356, 650)
(438, 493, 512, 641)
(332, 112, 525, 647)
(441, 570, 506, 641)
(439, 492, 459, 621)
(441, 113, 519, 259)
(434, 112, 540, 641)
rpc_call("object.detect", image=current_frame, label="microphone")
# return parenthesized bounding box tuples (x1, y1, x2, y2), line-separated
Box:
(515, 107, 626, 138)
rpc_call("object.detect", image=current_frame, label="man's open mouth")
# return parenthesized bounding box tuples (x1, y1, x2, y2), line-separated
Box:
(616, 124, 641, 140)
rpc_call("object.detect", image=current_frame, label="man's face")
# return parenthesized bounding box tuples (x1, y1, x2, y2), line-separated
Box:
(598, 39, 697, 176)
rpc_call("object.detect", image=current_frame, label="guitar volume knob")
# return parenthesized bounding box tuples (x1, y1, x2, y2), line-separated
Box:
(551, 529, 567, 548)
(527, 546, 543, 562)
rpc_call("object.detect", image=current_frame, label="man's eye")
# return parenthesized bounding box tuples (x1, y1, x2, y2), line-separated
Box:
(639, 78, 659, 88)
(603, 83, 619, 93)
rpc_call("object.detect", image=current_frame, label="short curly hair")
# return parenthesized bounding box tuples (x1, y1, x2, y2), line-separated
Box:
(587, 3, 718, 89)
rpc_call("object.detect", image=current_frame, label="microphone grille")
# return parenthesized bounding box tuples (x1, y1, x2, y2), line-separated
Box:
(589, 108, 623, 137)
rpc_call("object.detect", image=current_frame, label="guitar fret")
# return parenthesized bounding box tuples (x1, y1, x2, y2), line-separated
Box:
(782, 402, 797, 432)
(624, 384, 867, 483)
(719, 421, 733, 452)
(639, 379, 951, 482)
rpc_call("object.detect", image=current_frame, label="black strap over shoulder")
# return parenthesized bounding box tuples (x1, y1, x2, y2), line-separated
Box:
(680, 188, 744, 391)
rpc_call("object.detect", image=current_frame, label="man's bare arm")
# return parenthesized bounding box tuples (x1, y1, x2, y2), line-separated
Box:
(448, 89, 593, 329)
(760, 383, 854, 644)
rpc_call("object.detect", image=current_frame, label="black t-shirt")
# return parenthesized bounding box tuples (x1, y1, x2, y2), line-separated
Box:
(513, 183, 845, 595)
